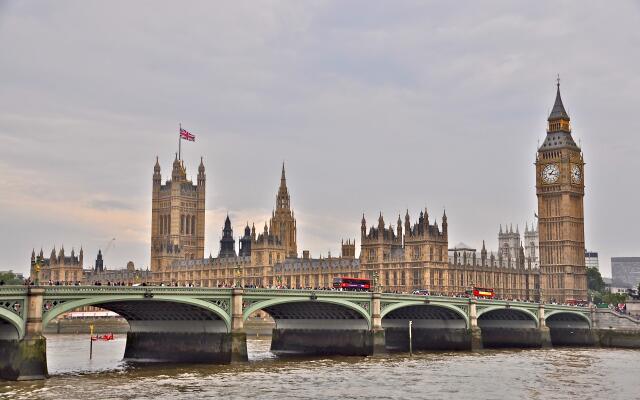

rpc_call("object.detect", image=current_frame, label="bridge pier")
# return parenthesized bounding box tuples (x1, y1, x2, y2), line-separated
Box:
(539, 305, 552, 349)
(469, 299, 483, 351)
(370, 292, 387, 356)
(0, 287, 48, 381)
(230, 288, 248, 363)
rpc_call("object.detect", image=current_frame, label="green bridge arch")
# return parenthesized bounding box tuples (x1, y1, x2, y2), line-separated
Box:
(380, 301, 470, 328)
(477, 305, 540, 327)
(0, 307, 25, 339)
(545, 310, 592, 328)
(242, 297, 372, 329)
(42, 295, 232, 332)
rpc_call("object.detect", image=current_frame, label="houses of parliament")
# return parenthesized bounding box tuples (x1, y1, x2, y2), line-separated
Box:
(32, 82, 587, 302)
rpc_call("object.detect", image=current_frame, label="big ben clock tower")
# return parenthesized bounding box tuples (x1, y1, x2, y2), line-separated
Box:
(536, 80, 587, 303)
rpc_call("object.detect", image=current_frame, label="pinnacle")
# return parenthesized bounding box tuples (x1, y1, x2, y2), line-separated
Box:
(548, 78, 570, 121)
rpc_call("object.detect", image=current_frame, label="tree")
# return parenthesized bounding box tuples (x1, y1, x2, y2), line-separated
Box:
(602, 291, 627, 305)
(0, 271, 22, 285)
(586, 267, 605, 292)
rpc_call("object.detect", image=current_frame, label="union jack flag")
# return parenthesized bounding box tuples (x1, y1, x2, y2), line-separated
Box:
(180, 127, 195, 142)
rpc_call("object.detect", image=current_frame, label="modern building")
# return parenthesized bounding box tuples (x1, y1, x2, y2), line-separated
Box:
(585, 251, 599, 270)
(535, 82, 587, 302)
(611, 257, 640, 289)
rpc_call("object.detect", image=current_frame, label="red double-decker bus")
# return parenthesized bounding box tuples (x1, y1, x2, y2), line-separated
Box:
(333, 277, 371, 291)
(465, 287, 495, 299)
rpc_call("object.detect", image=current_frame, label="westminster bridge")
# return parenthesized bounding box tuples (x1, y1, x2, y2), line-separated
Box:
(0, 286, 626, 380)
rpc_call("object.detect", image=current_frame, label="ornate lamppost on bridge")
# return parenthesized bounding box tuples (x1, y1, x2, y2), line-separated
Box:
(33, 256, 43, 286)
(234, 265, 243, 288)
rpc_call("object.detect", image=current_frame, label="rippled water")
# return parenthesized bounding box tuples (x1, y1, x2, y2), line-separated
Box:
(1, 335, 639, 399)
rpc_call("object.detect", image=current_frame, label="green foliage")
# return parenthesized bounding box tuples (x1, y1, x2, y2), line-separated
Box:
(601, 291, 627, 305)
(586, 267, 605, 292)
(0, 271, 22, 285)
(589, 289, 603, 304)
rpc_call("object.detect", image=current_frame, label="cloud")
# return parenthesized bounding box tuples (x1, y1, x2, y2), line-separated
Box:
(1, 1, 639, 276)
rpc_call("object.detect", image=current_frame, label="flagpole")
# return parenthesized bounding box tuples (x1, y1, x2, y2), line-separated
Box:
(178, 123, 182, 160)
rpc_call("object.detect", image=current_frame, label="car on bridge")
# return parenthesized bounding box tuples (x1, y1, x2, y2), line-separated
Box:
(412, 290, 430, 296)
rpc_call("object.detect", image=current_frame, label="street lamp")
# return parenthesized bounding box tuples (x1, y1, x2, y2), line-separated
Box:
(34, 256, 42, 286)
(234, 265, 243, 288)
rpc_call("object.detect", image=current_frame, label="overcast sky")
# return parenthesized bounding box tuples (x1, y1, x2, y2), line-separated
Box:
(1, 1, 639, 277)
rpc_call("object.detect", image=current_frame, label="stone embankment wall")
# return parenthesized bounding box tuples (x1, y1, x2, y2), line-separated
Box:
(44, 319, 130, 334)
(590, 309, 640, 349)
(593, 309, 640, 330)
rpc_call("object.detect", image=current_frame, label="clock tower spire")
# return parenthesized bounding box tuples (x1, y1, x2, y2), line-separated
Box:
(535, 79, 586, 303)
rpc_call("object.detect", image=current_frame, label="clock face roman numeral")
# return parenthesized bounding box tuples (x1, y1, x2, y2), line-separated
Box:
(541, 164, 559, 184)
(571, 164, 581, 184)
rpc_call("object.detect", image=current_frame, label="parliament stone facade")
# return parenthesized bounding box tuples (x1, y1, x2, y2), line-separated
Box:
(29, 82, 587, 302)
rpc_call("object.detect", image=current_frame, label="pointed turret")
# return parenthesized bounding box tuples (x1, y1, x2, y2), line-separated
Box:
(541, 77, 578, 149)
(378, 212, 385, 230)
(197, 156, 206, 186)
(275, 162, 291, 211)
(361, 214, 367, 238)
(219, 214, 237, 258)
(153, 156, 161, 188)
(548, 79, 570, 123)
(397, 214, 403, 238)
(481, 240, 488, 265)
(442, 208, 448, 235)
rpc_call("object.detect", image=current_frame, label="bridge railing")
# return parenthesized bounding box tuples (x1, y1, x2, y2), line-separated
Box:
(40, 286, 234, 296)
(244, 288, 372, 297)
(0, 286, 28, 295)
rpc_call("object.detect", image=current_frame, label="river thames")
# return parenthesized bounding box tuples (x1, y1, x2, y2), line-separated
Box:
(1, 335, 638, 399)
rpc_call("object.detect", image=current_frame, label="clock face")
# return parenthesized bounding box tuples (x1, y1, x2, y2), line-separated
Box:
(541, 164, 560, 184)
(571, 164, 582, 184)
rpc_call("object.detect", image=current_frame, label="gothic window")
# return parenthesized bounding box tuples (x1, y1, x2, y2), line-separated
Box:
(413, 269, 420, 286)
(430, 247, 434, 261)
(180, 215, 185, 234)
(185, 216, 190, 235)
(191, 215, 196, 235)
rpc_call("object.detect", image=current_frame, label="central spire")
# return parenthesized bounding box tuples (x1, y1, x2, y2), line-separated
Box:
(548, 78, 570, 122)
(547, 76, 571, 133)
(276, 162, 290, 211)
(281, 161, 286, 183)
